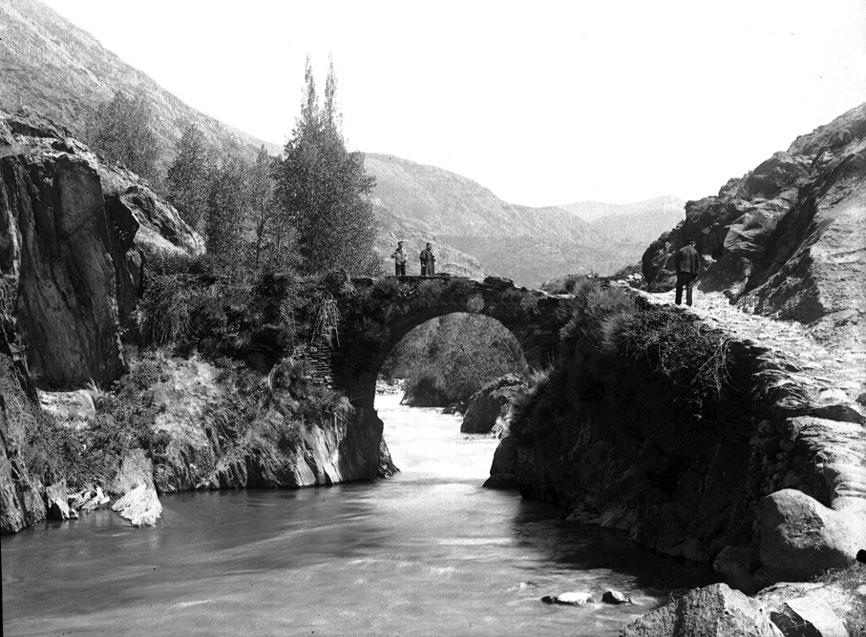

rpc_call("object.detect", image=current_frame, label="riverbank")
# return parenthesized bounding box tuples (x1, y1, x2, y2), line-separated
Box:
(1, 394, 716, 637)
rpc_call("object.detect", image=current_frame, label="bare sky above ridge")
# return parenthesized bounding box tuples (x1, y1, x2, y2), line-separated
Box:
(41, 0, 866, 206)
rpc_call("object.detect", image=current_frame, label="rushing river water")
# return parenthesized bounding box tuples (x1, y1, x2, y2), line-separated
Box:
(2, 392, 714, 636)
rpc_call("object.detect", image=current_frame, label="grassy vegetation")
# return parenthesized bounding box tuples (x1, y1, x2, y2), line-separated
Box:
(3, 251, 364, 496)
(0, 353, 171, 491)
(509, 280, 736, 440)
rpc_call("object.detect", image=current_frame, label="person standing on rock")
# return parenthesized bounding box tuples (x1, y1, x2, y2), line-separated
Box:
(391, 241, 407, 276)
(675, 238, 701, 306)
(420, 242, 436, 276)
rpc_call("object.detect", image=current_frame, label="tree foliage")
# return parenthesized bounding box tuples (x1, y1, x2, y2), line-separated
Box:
(274, 58, 377, 274)
(385, 314, 529, 406)
(166, 123, 212, 232)
(88, 88, 159, 180)
(205, 153, 250, 265)
(248, 146, 298, 272)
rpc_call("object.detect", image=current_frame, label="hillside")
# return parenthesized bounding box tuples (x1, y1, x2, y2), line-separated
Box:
(0, 0, 279, 171)
(365, 154, 638, 285)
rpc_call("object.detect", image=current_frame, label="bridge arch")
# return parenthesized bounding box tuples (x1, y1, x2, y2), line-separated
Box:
(332, 276, 575, 410)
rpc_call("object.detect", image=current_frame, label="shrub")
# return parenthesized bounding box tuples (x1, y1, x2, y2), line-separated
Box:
(610, 307, 733, 413)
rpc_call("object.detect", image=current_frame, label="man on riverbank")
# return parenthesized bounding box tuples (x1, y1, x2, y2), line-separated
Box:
(675, 238, 701, 306)
(420, 243, 436, 276)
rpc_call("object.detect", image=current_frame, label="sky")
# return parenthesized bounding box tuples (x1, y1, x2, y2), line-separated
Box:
(41, 0, 866, 206)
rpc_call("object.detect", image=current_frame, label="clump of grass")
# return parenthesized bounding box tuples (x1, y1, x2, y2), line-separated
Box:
(610, 306, 733, 413)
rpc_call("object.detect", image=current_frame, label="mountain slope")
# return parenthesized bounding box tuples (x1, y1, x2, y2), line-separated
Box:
(365, 154, 635, 285)
(0, 0, 279, 169)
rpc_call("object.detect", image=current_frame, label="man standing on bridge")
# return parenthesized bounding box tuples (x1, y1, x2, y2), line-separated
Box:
(420, 242, 436, 276)
(391, 241, 407, 276)
(675, 238, 701, 306)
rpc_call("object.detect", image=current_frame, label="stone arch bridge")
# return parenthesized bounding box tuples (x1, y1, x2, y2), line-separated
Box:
(302, 275, 576, 481)
(329, 275, 575, 409)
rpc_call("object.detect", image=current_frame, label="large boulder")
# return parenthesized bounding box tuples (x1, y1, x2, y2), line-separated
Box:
(621, 583, 781, 637)
(45, 481, 77, 520)
(760, 489, 860, 581)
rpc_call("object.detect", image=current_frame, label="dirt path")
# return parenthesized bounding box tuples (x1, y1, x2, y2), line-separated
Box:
(639, 289, 866, 407)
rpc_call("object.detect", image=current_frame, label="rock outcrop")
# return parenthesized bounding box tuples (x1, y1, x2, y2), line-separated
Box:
(621, 583, 780, 637)
(642, 102, 866, 348)
(110, 449, 162, 527)
(460, 373, 527, 435)
(0, 110, 204, 531)
(0, 110, 203, 389)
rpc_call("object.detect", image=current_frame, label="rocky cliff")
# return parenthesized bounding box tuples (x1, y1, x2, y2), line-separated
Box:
(643, 102, 866, 347)
(1, 110, 203, 387)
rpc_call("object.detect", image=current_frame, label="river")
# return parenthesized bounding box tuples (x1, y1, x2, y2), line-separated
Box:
(2, 392, 713, 636)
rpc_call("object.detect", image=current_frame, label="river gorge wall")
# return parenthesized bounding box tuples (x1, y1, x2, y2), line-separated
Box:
(487, 284, 865, 584)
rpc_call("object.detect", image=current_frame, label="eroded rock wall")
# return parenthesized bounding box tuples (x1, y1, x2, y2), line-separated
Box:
(1, 110, 203, 388)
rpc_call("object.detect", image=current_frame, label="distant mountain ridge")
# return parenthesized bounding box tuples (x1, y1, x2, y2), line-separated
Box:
(562, 196, 686, 244)
(364, 154, 641, 284)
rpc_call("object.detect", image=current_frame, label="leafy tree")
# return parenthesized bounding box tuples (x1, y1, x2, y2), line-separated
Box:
(274, 58, 377, 274)
(206, 153, 250, 265)
(166, 123, 212, 232)
(89, 88, 159, 180)
(247, 146, 298, 272)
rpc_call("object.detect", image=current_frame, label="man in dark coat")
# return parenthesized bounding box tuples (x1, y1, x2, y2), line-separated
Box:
(420, 243, 436, 276)
(675, 239, 700, 306)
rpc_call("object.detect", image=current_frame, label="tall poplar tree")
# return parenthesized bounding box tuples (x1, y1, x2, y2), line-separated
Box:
(274, 58, 377, 274)
(166, 123, 212, 232)
(206, 153, 249, 265)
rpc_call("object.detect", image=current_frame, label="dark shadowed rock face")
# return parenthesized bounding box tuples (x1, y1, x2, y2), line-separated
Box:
(460, 373, 527, 434)
(642, 102, 866, 347)
(0, 110, 202, 389)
